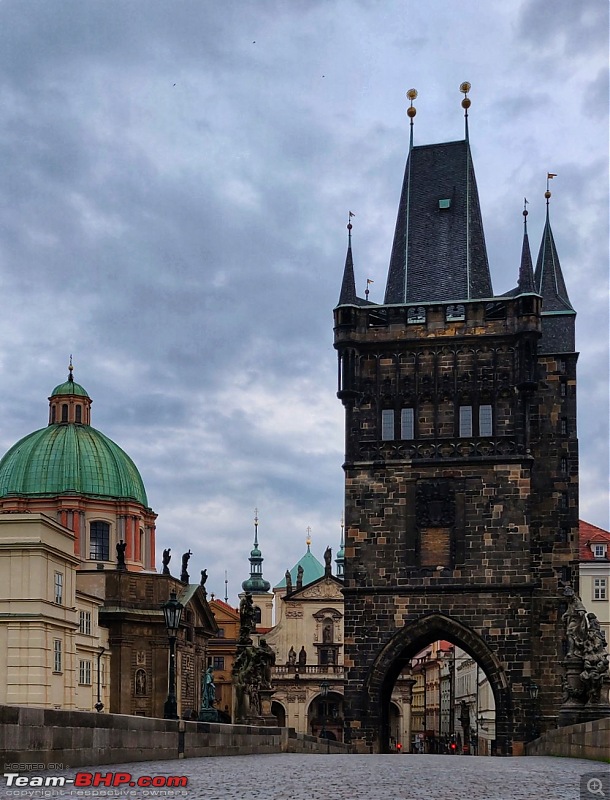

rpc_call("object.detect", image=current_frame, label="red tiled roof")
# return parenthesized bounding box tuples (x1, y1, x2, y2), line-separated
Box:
(210, 598, 239, 614)
(579, 520, 610, 561)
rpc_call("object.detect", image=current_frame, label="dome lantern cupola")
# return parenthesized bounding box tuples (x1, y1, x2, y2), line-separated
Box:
(48, 358, 92, 426)
(241, 509, 271, 593)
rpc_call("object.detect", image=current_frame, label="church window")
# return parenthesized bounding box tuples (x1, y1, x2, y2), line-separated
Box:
(53, 639, 62, 673)
(459, 406, 472, 437)
(89, 521, 110, 561)
(560, 381, 567, 397)
(54, 572, 63, 604)
(79, 659, 92, 685)
(560, 457, 568, 474)
(560, 418, 568, 435)
(381, 409, 394, 441)
(213, 657, 225, 670)
(479, 405, 493, 437)
(254, 605, 262, 624)
(401, 408, 414, 440)
(61, 404, 68, 422)
(593, 578, 607, 600)
(75, 405, 82, 423)
(51, 406, 56, 423)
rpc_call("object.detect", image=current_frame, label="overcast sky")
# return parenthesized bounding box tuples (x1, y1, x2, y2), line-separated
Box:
(0, 0, 607, 603)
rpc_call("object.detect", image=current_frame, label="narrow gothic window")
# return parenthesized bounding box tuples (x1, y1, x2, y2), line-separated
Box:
(89, 521, 110, 561)
(381, 409, 394, 441)
(560, 381, 567, 397)
(560, 457, 568, 474)
(479, 405, 493, 437)
(459, 406, 472, 437)
(401, 408, 414, 440)
(561, 418, 568, 435)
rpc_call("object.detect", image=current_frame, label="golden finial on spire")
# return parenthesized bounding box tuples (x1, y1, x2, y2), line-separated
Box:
(68, 354, 74, 382)
(306, 526, 312, 550)
(460, 81, 471, 110)
(406, 88, 418, 118)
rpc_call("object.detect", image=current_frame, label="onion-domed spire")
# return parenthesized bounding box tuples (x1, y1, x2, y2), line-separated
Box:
(241, 508, 271, 593)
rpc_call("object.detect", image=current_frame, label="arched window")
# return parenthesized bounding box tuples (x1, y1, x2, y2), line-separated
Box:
(61, 404, 68, 422)
(75, 405, 82, 423)
(51, 406, 56, 423)
(254, 605, 262, 624)
(89, 521, 110, 561)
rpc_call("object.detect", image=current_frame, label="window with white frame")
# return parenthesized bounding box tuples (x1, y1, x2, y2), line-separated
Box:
(593, 578, 607, 601)
(401, 408, 415, 440)
(593, 544, 607, 559)
(381, 409, 394, 441)
(54, 572, 63, 604)
(459, 406, 472, 437)
(53, 639, 62, 673)
(79, 610, 92, 635)
(479, 405, 493, 437)
(79, 659, 92, 685)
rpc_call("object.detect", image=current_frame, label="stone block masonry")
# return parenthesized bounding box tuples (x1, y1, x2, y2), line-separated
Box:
(0, 704, 349, 768)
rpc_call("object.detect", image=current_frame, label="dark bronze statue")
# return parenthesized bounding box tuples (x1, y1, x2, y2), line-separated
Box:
(180, 549, 192, 583)
(116, 540, 127, 570)
(162, 548, 171, 575)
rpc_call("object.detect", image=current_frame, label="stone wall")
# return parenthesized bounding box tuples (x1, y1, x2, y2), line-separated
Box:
(525, 718, 610, 762)
(0, 705, 349, 769)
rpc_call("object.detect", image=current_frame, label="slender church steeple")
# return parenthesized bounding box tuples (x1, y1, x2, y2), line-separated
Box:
(241, 509, 271, 593)
(335, 514, 345, 578)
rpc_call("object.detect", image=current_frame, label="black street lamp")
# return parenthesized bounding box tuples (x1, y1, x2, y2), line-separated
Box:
(528, 682, 540, 740)
(162, 589, 183, 720)
(320, 679, 330, 750)
(94, 647, 106, 712)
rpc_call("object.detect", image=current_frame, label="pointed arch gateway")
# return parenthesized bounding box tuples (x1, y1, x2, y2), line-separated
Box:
(363, 613, 512, 755)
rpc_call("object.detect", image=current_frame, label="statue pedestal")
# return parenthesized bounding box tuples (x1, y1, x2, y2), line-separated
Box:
(558, 660, 610, 727)
(259, 688, 278, 726)
(198, 708, 219, 723)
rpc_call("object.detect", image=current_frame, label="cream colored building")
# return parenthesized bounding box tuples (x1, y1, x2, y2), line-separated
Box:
(579, 520, 610, 646)
(0, 513, 110, 711)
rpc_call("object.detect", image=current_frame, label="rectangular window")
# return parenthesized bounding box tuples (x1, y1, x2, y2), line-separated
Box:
(53, 639, 62, 673)
(381, 409, 394, 441)
(479, 405, 493, 437)
(459, 406, 472, 437)
(54, 572, 63, 604)
(561, 418, 568, 435)
(79, 611, 91, 635)
(401, 408, 414, 440)
(593, 578, 607, 601)
(593, 545, 606, 559)
(79, 659, 92, 685)
(89, 521, 110, 561)
(213, 656, 225, 670)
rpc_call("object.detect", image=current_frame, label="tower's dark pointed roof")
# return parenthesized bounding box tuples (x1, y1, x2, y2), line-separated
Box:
(338, 225, 357, 305)
(384, 139, 493, 304)
(534, 207, 574, 312)
(517, 211, 536, 294)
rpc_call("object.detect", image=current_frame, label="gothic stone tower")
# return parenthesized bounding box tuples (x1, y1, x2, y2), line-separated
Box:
(334, 95, 578, 755)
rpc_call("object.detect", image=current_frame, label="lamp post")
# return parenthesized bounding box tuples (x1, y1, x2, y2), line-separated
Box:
(94, 647, 105, 712)
(320, 679, 330, 752)
(161, 589, 183, 720)
(528, 682, 540, 740)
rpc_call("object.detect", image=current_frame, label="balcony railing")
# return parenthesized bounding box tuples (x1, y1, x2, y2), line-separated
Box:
(272, 664, 344, 677)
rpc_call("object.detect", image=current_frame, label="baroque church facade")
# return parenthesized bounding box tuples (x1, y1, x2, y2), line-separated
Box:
(0, 366, 216, 717)
(334, 89, 578, 755)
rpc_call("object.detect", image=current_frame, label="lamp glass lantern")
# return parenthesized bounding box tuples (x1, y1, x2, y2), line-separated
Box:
(162, 590, 183, 637)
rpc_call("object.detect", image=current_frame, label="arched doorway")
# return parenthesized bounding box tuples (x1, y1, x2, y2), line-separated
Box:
(307, 690, 344, 742)
(366, 613, 510, 754)
(271, 700, 286, 727)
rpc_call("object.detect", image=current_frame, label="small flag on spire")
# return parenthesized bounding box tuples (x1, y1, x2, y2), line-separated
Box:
(547, 173, 557, 179)
(349, 211, 355, 218)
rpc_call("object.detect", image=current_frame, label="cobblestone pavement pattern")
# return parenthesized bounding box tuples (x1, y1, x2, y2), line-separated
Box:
(15, 754, 607, 800)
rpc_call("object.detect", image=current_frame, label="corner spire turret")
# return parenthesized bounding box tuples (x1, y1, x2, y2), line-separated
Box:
(338, 214, 358, 305)
(534, 177, 574, 313)
(335, 514, 345, 578)
(517, 199, 535, 294)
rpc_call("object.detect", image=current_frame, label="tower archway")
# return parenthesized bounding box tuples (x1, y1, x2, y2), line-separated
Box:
(363, 613, 510, 755)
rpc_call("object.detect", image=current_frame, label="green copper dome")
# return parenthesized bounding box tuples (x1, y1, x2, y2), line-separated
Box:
(0, 424, 148, 506)
(51, 380, 90, 398)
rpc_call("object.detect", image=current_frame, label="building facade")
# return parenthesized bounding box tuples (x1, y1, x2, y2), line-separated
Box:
(334, 92, 578, 754)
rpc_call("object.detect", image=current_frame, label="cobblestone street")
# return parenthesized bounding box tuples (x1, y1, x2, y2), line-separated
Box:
(9, 753, 608, 800)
